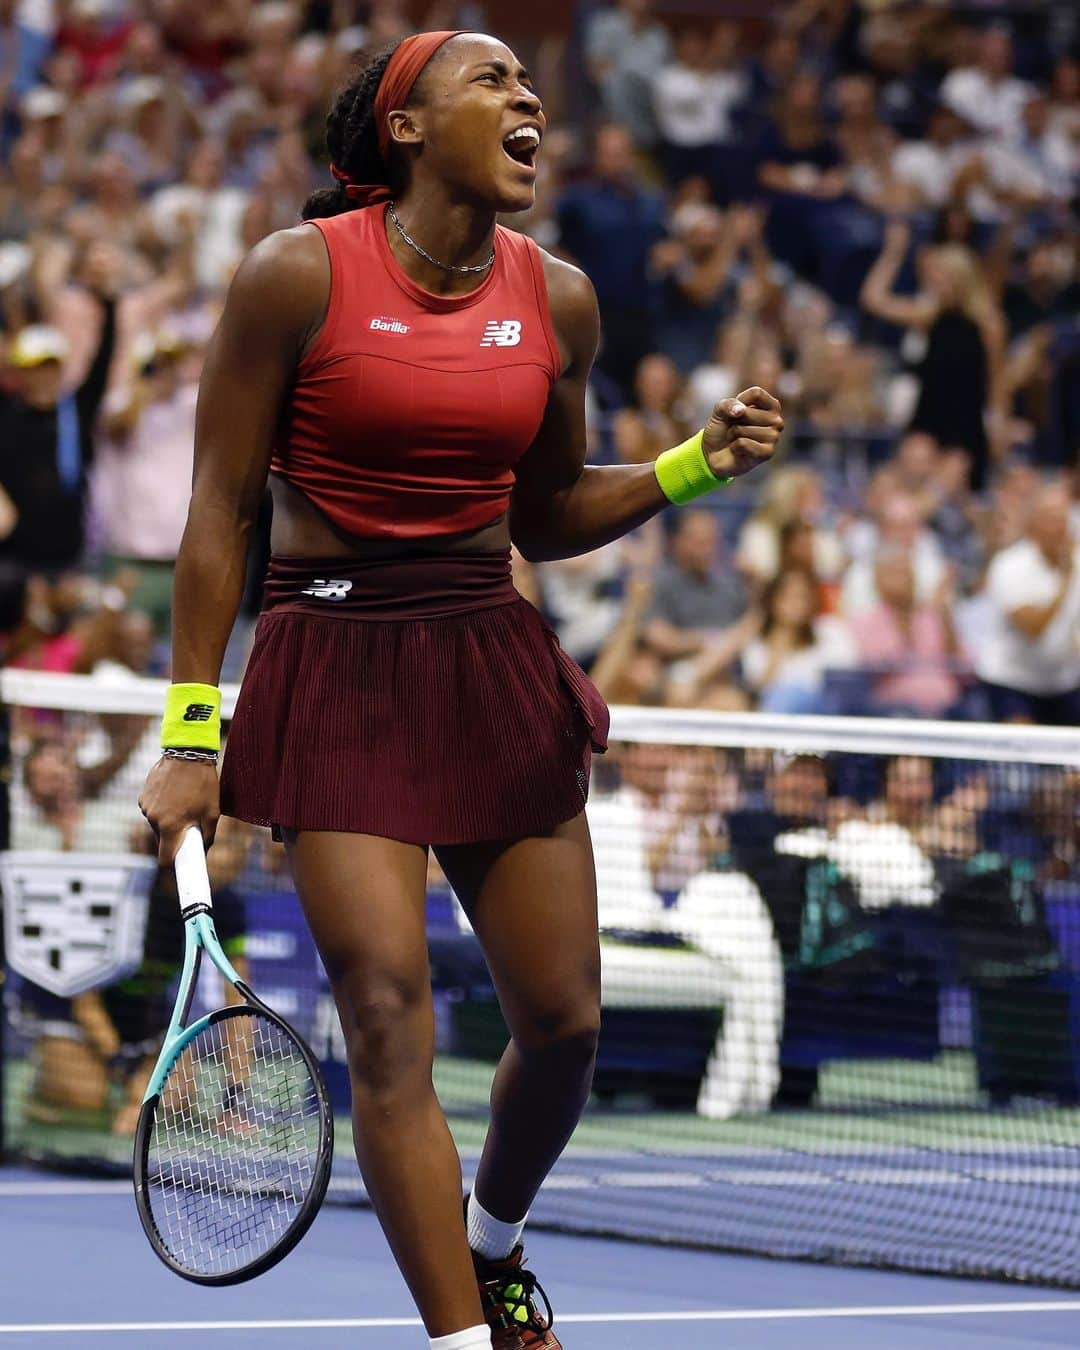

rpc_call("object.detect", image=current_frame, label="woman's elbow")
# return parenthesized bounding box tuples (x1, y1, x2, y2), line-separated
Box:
(509, 510, 557, 564)
(187, 481, 263, 534)
(512, 536, 558, 565)
(509, 528, 538, 564)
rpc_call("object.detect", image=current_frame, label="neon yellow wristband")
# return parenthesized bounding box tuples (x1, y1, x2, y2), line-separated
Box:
(654, 430, 732, 506)
(161, 683, 222, 753)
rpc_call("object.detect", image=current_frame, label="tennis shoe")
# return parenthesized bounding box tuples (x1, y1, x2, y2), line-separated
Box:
(471, 1243, 560, 1349)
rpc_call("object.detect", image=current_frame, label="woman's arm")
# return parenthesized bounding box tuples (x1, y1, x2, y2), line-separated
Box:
(981, 215, 1018, 300)
(740, 206, 775, 296)
(102, 378, 151, 440)
(980, 306, 1009, 461)
(859, 221, 935, 330)
(170, 226, 328, 684)
(510, 257, 782, 564)
(74, 296, 117, 433)
(80, 713, 147, 798)
(140, 225, 327, 859)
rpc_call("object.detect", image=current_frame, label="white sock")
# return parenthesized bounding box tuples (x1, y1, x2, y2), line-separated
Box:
(429, 1328, 492, 1349)
(466, 1191, 528, 1260)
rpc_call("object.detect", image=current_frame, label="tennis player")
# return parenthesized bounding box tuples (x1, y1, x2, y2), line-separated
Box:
(140, 31, 782, 1350)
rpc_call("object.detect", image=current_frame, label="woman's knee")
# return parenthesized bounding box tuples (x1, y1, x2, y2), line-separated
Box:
(507, 946, 601, 1066)
(513, 999, 602, 1068)
(335, 972, 433, 1096)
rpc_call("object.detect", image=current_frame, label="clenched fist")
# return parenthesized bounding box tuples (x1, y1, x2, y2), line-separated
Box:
(702, 386, 783, 481)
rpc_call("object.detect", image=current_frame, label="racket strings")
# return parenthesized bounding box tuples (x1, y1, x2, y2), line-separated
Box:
(145, 1013, 323, 1277)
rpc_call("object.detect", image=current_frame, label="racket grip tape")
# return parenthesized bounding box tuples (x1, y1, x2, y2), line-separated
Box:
(175, 827, 213, 917)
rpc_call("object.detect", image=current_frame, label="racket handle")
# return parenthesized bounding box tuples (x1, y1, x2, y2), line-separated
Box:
(174, 825, 213, 916)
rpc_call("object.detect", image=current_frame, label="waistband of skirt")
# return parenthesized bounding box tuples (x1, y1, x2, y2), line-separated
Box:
(260, 549, 518, 620)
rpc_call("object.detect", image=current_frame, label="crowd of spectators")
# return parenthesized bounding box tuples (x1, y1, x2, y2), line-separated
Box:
(0, 0, 1077, 727)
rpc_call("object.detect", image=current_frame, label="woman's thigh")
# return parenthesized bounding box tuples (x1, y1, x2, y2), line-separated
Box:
(435, 813, 601, 1046)
(283, 831, 434, 1064)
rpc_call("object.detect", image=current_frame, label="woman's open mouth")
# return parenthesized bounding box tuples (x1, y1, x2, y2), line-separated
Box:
(502, 125, 541, 171)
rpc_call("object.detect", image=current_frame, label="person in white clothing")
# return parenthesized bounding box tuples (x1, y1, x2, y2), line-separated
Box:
(981, 91, 1076, 208)
(940, 28, 1033, 141)
(975, 480, 1080, 725)
(584, 782, 668, 933)
(651, 23, 747, 193)
(589, 741, 733, 904)
(841, 487, 945, 616)
(589, 744, 784, 1120)
(674, 868, 783, 1121)
(741, 568, 855, 714)
(890, 102, 978, 212)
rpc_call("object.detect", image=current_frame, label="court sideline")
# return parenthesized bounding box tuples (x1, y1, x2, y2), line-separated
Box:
(1, 1170, 1078, 1349)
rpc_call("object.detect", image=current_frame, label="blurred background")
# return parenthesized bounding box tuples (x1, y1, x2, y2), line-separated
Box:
(0, 0, 1076, 727)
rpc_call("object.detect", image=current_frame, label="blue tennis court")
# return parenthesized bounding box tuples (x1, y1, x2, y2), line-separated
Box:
(2, 1166, 1078, 1349)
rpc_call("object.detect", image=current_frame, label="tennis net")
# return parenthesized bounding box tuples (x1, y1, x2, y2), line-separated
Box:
(2, 669, 1080, 1286)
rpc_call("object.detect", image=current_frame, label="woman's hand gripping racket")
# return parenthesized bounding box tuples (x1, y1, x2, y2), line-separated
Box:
(134, 827, 334, 1284)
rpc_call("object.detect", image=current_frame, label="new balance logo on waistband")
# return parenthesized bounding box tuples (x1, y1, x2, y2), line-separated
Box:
(302, 579, 353, 601)
(480, 320, 522, 348)
(369, 316, 411, 334)
(183, 704, 215, 722)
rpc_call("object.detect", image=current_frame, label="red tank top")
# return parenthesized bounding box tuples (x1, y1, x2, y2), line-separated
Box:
(271, 205, 563, 539)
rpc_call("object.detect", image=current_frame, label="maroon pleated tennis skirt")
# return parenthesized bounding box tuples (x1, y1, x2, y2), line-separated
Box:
(219, 550, 609, 845)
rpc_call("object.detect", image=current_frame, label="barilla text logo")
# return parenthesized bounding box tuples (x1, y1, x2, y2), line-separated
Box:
(369, 316, 411, 335)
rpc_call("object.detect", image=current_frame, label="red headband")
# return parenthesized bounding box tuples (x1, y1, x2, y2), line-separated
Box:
(375, 30, 465, 161)
(330, 30, 466, 207)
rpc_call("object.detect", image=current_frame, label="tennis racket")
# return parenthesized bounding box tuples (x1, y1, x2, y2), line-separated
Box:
(134, 826, 334, 1284)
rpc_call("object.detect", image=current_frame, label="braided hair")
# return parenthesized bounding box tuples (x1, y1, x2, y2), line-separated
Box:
(302, 42, 405, 221)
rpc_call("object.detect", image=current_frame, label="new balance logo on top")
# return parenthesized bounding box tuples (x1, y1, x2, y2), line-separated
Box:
(369, 316, 411, 334)
(481, 320, 522, 348)
(183, 704, 215, 723)
(302, 579, 353, 601)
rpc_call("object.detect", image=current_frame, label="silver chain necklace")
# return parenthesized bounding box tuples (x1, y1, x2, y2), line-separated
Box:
(388, 201, 495, 275)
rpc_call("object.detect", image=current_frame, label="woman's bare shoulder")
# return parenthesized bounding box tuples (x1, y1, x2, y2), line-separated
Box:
(537, 248, 600, 377)
(225, 224, 331, 338)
